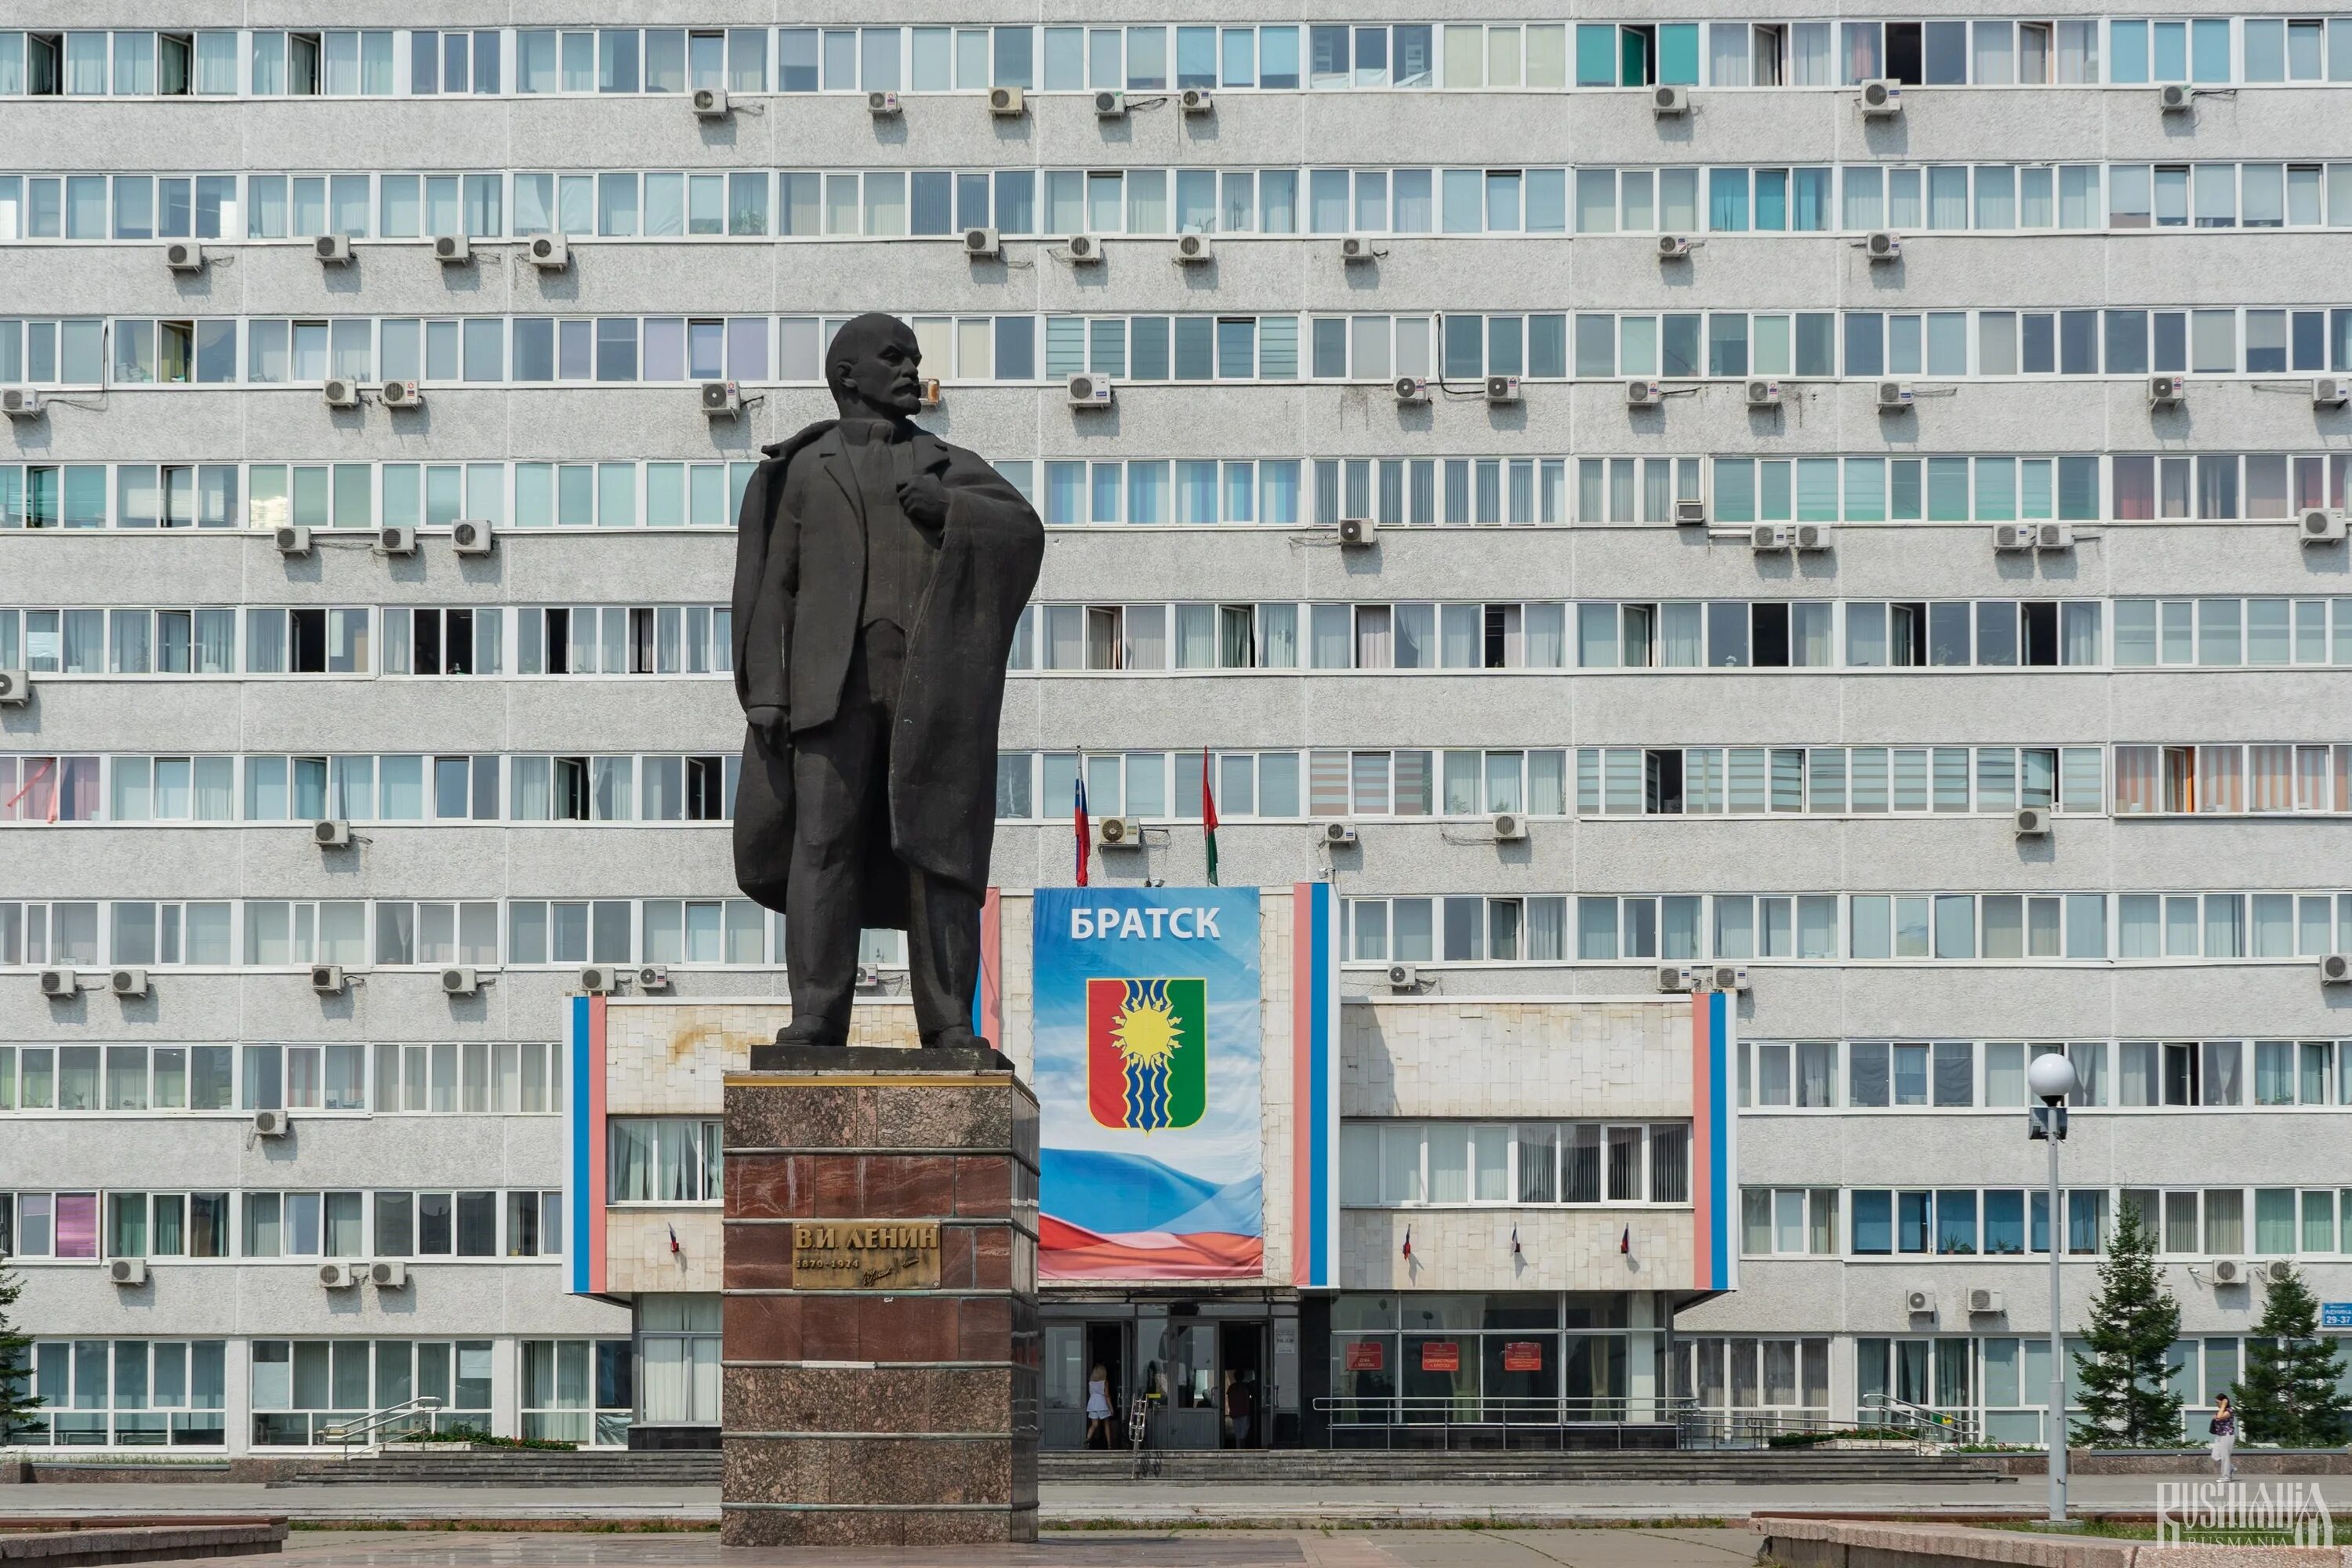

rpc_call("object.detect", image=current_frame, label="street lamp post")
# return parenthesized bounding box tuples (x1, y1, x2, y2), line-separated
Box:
(2027, 1051, 2081, 1526)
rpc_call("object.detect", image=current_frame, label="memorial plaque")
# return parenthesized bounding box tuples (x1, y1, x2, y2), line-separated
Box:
(789, 1221, 942, 1290)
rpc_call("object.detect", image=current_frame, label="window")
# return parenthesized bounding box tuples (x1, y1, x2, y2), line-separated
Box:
(1340, 1121, 1691, 1207)
(607, 1118, 724, 1203)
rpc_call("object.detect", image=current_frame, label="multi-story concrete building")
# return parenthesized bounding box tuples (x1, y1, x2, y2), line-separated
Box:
(4, 7, 2350, 1456)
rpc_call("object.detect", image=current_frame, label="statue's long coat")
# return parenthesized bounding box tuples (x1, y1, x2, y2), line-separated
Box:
(729, 419, 1044, 930)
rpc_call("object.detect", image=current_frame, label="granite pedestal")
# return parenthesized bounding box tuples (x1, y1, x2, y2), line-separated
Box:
(720, 1044, 1040, 1548)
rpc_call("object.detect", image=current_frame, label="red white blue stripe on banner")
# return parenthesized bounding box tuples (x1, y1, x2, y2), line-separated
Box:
(1690, 988, 1737, 1294)
(564, 995, 605, 1296)
(1291, 882, 1339, 1290)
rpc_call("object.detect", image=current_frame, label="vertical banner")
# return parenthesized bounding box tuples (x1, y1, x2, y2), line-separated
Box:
(1690, 990, 1738, 1293)
(564, 994, 608, 1295)
(1033, 888, 1263, 1279)
(1291, 882, 1338, 1290)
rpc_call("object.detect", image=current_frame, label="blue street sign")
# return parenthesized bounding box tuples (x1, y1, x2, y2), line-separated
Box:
(2323, 1303, 2352, 1329)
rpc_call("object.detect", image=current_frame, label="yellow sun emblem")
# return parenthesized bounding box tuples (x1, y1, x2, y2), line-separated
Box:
(1110, 995, 1182, 1070)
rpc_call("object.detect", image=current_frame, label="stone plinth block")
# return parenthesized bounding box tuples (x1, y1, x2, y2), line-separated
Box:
(721, 1047, 1040, 1548)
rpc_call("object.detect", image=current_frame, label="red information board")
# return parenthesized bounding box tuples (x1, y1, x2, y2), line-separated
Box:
(1343, 1341, 1385, 1372)
(1502, 1341, 1544, 1372)
(1420, 1341, 1461, 1373)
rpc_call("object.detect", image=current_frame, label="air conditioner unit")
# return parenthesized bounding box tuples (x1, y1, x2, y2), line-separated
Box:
(1626, 379, 1664, 406)
(1336, 517, 1374, 547)
(1655, 965, 1695, 993)
(274, 525, 312, 556)
(1066, 373, 1113, 408)
(700, 380, 742, 418)
(2014, 806, 2051, 837)
(691, 86, 729, 118)
(857, 963, 884, 989)
(371, 1260, 408, 1289)
(441, 966, 481, 996)
(1179, 88, 1214, 114)
(1794, 524, 1834, 550)
(433, 234, 470, 265)
(165, 241, 204, 272)
(314, 233, 353, 264)
(1657, 234, 1693, 259)
(1675, 499, 1708, 526)
(1860, 78, 1902, 114)
(1707, 965, 1751, 993)
(322, 378, 360, 408)
(452, 519, 494, 555)
(2312, 376, 2350, 406)
(1093, 89, 1127, 117)
(2321, 953, 2352, 983)
(637, 965, 670, 991)
(1967, 1288, 2004, 1315)
(376, 525, 417, 556)
(867, 89, 900, 115)
(527, 234, 569, 270)
(380, 380, 424, 409)
(2209, 1258, 2247, 1285)
(253, 1109, 291, 1138)
(318, 1261, 358, 1289)
(989, 85, 1025, 116)
(1392, 376, 1428, 404)
(110, 1258, 148, 1286)
(2259, 1258, 2295, 1284)
(2034, 523, 2076, 550)
(1652, 84, 1690, 116)
(1096, 815, 1142, 848)
(964, 226, 1002, 259)
(2158, 82, 2193, 111)
(1490, 812, 1526, 841)
(310, 964, 345, 994)
(1173, 233, 1213, 263)
(0, 670, 31, 704)
(2, 388, 42, 419)
(1906, 1288, 1937, 1315)
(111, 967, 150, 998)
(1864, 230, 1902, 262)
(1993, 523, 2037, 551)
(2300, 508, 2347, 543)
(1339, 234, 1376, 263)
(1065, 233, 1103, 263)
(1751, 524, 1795, 551)
(2149, 374, 2186, 405)
(1878, 380, 1915, 412)
(1321, 822, 1358, 846)
(1484, 374, 1521, 405)
(580, 965, 622, 995)
(1745, 379, 1782, 408)
(1385, 963, 1419, 992)
(313, 819, 352, 848)
(38, 967, 76, 997)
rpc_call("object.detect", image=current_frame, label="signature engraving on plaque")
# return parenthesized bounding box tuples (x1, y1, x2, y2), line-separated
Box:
(791, 1222, 942, 1289)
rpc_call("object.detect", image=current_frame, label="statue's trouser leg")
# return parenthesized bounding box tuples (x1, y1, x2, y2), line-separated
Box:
(779, 637, 893, 1046)
(905, 870, 982, 1047)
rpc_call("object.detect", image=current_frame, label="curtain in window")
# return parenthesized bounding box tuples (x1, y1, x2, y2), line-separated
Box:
(608, 1120, 655, 1203)
(2196, 746, 2242, 812)
(2248, 746, 2294, 812)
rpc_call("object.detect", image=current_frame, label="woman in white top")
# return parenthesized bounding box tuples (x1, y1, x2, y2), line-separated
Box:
(1084, 1364, 1114, 1450)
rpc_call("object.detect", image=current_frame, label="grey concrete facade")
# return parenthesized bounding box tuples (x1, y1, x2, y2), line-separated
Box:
(4, 5, 2351, 1453)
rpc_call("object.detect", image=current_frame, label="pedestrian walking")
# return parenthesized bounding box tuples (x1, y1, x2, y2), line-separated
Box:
(2209, 1393, 2237, 1481)
(1084, 1364, 1114, 1451)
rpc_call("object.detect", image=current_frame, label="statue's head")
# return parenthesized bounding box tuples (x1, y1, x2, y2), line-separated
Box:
(826, 313, 923, 420)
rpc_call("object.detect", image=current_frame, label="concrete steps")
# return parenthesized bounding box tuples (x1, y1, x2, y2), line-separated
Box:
(1040, 1448, 2011, 1486)
(273, 1450, 721, 1488)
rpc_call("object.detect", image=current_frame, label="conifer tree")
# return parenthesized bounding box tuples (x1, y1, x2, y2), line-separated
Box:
(2231, 1265, 2350, 1447)
(0, 1259, 39, 1439)
(2070, 1203, 2183, 1446)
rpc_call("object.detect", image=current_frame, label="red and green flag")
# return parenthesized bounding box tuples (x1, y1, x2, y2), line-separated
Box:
(1200, 748, 1219, 885)
(1087, 977, 1207, 1131)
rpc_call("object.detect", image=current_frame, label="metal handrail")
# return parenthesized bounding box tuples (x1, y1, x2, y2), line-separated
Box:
(321, 1395, 444, 1452)
(1859, 1392, 1980, 1445)
(1315, 1394, 1693, 1448)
